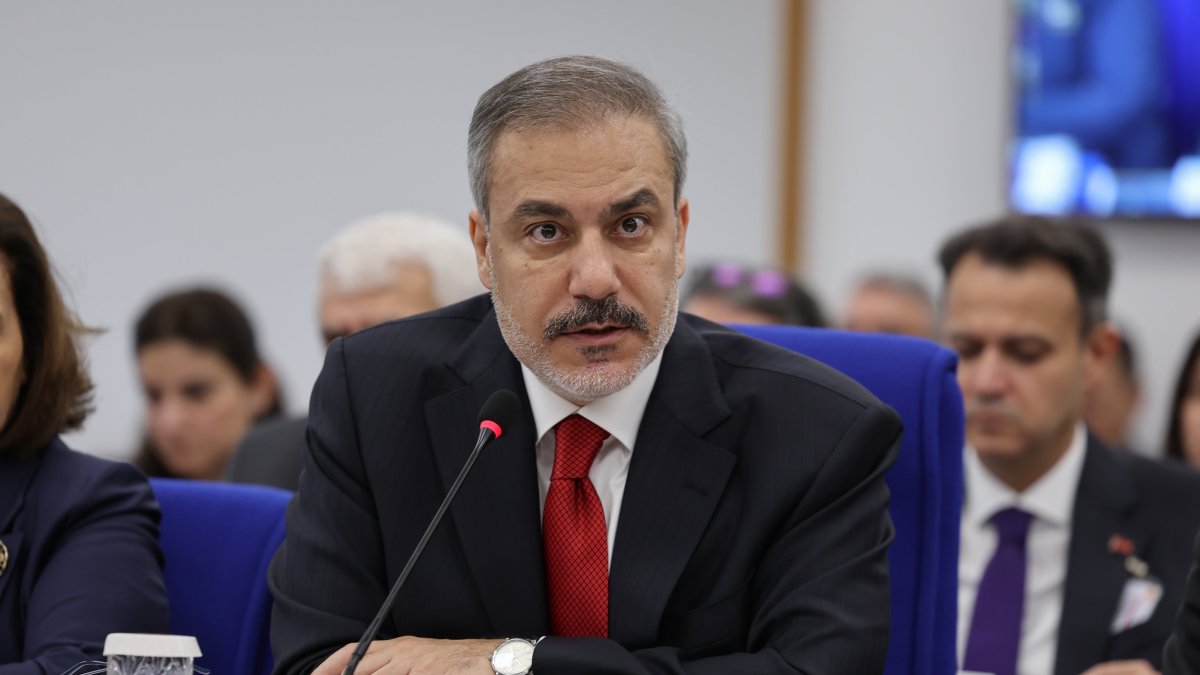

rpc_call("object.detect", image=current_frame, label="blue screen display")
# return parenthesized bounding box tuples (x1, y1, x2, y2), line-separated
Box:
(1010, 0, 1200, 218)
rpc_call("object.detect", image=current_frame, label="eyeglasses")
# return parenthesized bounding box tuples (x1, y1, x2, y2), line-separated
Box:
(709, 262, 790, 299)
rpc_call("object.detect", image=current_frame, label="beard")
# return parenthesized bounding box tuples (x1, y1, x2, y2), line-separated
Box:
(489, 252, 678, 404)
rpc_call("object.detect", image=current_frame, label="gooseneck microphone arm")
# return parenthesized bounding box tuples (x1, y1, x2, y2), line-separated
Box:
(343, 389, 522, 675)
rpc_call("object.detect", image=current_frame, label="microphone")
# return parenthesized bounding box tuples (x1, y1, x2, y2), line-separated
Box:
(343, 389, 522, 675)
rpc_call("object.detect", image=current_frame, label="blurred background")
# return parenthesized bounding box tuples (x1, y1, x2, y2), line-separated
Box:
(1, 1, 1197, 459)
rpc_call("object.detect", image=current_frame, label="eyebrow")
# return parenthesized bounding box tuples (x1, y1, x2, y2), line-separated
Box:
(602, 188, 661, 220)
(512, 200, 571, 222)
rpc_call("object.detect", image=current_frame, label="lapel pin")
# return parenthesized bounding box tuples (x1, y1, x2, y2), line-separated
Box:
(0, 539, 7, 577)
(1108, 534, 1134, 556)
(1109, 533, 1149, 578)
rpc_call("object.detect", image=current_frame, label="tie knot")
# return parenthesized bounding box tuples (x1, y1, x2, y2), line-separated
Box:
(552, 414, 609, 480)
(990, 507, 1034, 545)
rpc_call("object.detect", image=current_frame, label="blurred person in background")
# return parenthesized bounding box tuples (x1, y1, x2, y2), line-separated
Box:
(0, 193, 169, 672)
(842, 272, 935, 338)
(133, 287, 282, 481)
(317, 212, 481, 344)
(682, 260, 826, 326)
(940, 216, 1200, 675)
(1083, 326, 1142, 450)
(1164, 330, 1200, 468)
(1163, 331, 1200, 672)
(227, 212, 481, 490)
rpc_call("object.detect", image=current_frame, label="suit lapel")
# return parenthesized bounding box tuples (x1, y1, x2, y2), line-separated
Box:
(1054, 437, 1140, 675)
(0, 448, 39, 606)
(608, 320, 735, 647)
(0, 448, 41, 533)
(424, 308, 548, 637)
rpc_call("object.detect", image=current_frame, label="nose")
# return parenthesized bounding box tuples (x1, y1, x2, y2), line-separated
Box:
(963, 348, 1009, 401)
(153, 397, 188, 438)
(567, 230, 621, 301)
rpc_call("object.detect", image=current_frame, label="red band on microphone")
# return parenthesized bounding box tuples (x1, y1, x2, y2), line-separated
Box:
(480, 420, 502, 438)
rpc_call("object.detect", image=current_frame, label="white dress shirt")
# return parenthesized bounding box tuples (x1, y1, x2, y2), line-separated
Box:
(521, 352, 663, 567)
(957, 423, 1088, 675)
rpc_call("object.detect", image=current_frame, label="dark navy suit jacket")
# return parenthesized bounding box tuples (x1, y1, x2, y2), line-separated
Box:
(1053, 436, 1200, 674)
(0, 438, 170, 674)
(1164, 529, 1200, 674)
(270, 295, 902, 674)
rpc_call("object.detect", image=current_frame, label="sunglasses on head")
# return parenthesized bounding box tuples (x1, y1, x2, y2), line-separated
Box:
(709, 263, 789, 299)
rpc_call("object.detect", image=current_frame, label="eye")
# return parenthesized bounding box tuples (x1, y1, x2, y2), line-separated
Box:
(181, 381, 213, 403)
(529, 223, 563, 242)
(1005, 338, 1050, 364)
(949, 337, 981, 360)
(616, 216, 648, 237)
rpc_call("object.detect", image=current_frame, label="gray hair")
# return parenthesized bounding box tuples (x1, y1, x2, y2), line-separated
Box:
(467, 55, 688, 221)
(853, 271, 933, 306)
(319, 212, 481, 306)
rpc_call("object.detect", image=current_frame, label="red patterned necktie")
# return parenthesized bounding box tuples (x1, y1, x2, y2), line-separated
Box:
(543, 414, 610, 637)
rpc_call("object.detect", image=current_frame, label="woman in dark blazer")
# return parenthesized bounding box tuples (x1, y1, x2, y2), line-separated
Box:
(0, 194, 169, 673)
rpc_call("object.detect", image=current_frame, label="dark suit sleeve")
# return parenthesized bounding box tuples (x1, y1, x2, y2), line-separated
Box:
(1164, 530, 1200, 674)
(270, 339, 390, 674)
(0, 461, 169, 675)
(226, 418, 307, 491)
(534, 403, 901, 675)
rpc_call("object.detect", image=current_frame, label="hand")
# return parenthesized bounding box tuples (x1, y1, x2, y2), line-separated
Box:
(1080, 659, 1160, 675)
(313, 636, 502, 675)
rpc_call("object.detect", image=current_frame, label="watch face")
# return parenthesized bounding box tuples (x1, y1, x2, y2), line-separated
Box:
(492, 639, 534, 675)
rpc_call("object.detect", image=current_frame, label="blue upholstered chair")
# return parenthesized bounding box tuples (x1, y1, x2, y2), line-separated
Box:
(151, 478, 292, 675)
(734, 325, 964, 675)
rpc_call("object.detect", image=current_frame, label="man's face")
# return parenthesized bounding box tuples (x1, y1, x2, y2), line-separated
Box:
(318, 261, 439, 344)
(942, 254, 1106, 476)
(469, 116, 688, 404)
(844, 286, 934, 338)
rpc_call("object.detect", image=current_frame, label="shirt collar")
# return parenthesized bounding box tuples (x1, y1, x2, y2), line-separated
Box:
(521, 351, 664, 450)
(964, 422, 1088, 529)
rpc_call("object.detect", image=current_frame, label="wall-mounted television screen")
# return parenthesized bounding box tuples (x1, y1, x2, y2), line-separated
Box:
(1009, 0, 1200, 218)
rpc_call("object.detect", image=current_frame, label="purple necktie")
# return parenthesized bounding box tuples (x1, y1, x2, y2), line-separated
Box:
(963, 507, 1034, 675)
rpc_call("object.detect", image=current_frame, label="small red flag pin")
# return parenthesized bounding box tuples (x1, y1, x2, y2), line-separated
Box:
(1109, 534, 1150, 578)
(1108, 534, 1134, 557)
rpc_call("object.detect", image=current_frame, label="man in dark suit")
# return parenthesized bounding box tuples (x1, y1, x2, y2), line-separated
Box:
(269, 56, 901, 675)
(1164, 533, 1200, 673)
(939, 217, 1200, 675)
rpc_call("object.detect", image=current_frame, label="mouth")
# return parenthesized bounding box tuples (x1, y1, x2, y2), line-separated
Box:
(970, 411, 1014, 430)
(561, 323, 629, 344)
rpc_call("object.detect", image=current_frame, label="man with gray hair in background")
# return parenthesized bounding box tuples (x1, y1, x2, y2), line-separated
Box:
(226, 212, 480, 490)
(270, 55, 900, 675)
(842, 271, 936, 339)
(317, 212, 481, 345)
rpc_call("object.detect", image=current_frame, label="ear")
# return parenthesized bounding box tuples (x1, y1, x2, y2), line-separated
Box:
(249, 363, 279, 417)
(1083, 322, 1120, 394)
(674, 197, 690, 279)
(469, 209, 493, 290)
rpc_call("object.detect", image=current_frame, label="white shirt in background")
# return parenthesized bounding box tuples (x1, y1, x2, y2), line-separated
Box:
(957, 423, 1088, 675)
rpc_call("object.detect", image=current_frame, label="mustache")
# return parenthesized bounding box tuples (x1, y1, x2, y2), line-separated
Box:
(965, 400, 1020, 423)
(543, 296, 649, 341)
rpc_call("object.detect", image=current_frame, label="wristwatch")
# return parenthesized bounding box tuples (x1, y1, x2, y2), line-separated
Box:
(490, 637, 541, 675)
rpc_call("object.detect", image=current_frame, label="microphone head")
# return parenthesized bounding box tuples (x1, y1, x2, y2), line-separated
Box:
(478, 389, 522, 438)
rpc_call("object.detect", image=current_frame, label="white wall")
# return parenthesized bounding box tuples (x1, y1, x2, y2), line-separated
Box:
(804, 0, 1200, 454)
(6, 1, 1197, 459)
(0, 2, 779, 458)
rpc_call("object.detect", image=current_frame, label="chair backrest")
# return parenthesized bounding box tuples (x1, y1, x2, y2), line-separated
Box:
(734, 325, 963, 675)
(151, 478, 292, 675)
